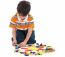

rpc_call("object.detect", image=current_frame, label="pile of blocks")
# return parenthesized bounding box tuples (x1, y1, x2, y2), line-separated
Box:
(14, 43, 55, 56)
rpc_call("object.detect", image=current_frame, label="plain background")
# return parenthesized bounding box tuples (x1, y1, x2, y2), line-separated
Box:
(0, 0, 65, 57)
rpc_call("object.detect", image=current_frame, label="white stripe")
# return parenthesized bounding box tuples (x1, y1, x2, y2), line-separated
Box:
(16, 21, 26, 23)
(17, 28, 28, 30)
(17, 28, 34, 30)
(10, 21, 16, 24)
(27, 20, 34, 22)
(16, 20, 34, 23)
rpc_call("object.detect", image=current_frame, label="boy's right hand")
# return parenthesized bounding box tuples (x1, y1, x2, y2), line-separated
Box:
(12, 40, 17, 46)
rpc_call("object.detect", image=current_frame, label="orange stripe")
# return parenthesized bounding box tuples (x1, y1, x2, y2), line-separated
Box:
(9, 25, 16, 28)
(27, 17, 33, 21)
(11, 17, 18, 23)
(16, 25, 27, 29)
(28, 24, 34, 28)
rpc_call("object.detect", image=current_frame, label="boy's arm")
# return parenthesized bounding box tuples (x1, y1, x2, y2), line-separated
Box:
(12, 28, 17, 46)
(24, 28, 33, 43)
(24, 15, 34, 43)
(9, 15, 17, 40)
(19, 28, 33, 47)
(12, 28, 16, 40)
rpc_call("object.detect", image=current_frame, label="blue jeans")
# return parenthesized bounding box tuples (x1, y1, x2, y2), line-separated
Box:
(12, 29, 36, 44)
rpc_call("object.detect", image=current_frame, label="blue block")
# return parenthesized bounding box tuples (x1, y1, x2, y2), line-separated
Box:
(15, 45, 19, 49)
(24, 54, 29, 56)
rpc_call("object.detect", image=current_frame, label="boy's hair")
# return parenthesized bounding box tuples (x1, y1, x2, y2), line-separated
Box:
(17, 1, 31, 16)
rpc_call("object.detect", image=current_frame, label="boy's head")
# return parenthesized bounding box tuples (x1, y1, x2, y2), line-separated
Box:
(17, 1, 31, 16)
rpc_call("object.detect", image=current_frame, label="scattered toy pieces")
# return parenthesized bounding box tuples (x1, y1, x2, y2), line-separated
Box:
(14, 43, 55, 56)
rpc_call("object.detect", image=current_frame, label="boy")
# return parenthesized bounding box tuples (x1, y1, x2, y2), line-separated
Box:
(9, 1, 36, 47)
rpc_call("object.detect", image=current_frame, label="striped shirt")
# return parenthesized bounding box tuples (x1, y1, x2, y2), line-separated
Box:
(9, 14, 34, 30)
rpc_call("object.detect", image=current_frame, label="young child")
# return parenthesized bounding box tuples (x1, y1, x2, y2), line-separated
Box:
(9, 1, 36, 47)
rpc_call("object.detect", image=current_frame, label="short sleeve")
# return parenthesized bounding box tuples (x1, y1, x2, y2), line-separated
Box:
(9, 16, 17, 28)
(27, 15, 34, 29)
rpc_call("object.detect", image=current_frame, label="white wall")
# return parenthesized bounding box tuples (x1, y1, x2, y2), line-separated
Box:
(0, 0, 65, 57)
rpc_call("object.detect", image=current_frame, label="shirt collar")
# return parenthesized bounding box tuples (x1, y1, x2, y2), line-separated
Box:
(17, 14, 28, 21)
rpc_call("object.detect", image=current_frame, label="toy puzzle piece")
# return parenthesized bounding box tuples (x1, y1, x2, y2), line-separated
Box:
(45, 46, 55, 53)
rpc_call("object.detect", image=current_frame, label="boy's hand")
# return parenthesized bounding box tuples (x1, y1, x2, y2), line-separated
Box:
(19, 41, 26, 47)
(12, 40, 17, 46)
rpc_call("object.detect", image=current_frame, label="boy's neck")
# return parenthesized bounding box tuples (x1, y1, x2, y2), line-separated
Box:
(17, 13, 28, 20)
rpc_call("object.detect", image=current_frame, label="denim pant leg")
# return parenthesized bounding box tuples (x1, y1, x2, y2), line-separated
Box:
(16, 30, 25, 44)
(27, 31, 36, 44)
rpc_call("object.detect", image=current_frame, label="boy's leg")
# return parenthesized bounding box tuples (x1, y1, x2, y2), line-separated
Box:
(28, 31, 36, 44)
(24, 30, 36, 44)
(11, 30, 36, 45)
(11, 30, 25, 44)
(16, 30, 25, 44)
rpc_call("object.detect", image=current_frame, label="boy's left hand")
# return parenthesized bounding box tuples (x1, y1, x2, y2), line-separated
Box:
(19, 41, 26, 47)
